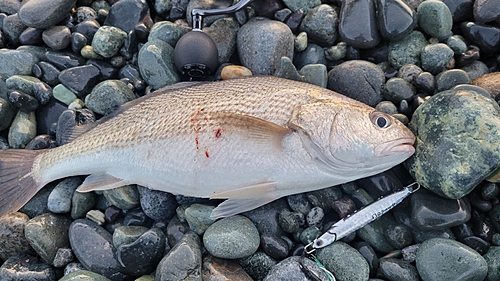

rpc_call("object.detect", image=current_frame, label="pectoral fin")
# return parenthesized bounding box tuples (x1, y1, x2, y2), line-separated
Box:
(77, 173, 130, 192)
(210, 194, 281, 219)
(208, 181, 277, 199)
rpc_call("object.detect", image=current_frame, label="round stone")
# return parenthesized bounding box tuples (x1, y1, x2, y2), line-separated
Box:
(316, 241, 370, 280)
(416, 238, 488, 281)
(417, 0, 453, 39)
(383, 77, 416, 103)
(102, 185, 140, 210)
(204, 18, 239, 64)
(47, 177, 83, 213)
(420, 43, 454, 74)
(380, 258, 419, 281)
(446, 35, 468, 54)
(137, 39, 180, 90)
(221, 65, 253, 80)
(148, 21, 185, 47)
(42, 26, 71, 50)
(203, 215, 260, 259)
(299, 4, 338, 47)
(85, 80, 135, 115)
(137, 186, 178, 221)
(184, 204, 216, 235)
(388, 31, 428, 69)
(18, 0, 77, 29)
(435, 69, 471, 92)
(156, 232, 202, 280)
(59, 270, 111, 281)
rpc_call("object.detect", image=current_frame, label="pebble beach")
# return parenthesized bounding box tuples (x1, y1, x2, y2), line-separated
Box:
(1, 0, 500, 280)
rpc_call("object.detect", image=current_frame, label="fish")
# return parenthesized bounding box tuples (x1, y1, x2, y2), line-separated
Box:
(0, 76, 415, 219)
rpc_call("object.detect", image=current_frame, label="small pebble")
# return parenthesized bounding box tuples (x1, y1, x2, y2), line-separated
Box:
(42, 26, 71, 50)
(221, 65, 253, 80)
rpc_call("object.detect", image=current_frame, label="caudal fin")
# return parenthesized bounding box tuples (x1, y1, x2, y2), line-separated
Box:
(0, 149, 44, 217)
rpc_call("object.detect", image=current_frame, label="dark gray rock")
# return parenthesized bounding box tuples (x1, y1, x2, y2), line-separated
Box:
(43, 51, 86, 70)
(156, 232, 202, 281)
(104, 0, 149, 33)
(71, 191, 96, 219)
(383, 77, 416, 103)
(0, 0, 21, 14)
(339, 0, 380, 48)
(0, 212, 36, 261)
(0, 49, 38, 77)
(299, 4, 338, 47)
(274, 56, 304, 82)
(406, 88, 500, 199)
(461, 22, 500, 57)
(59, 65, 101, 98)
(237, 18, 294, 75)
(358, 218, 396, 253)
(2, 13, 27, 45)
(42, 25, 71, 50)
(184, 204, 216, 235)
(316, 241, 370, 281)
(388, 31, 428, 69)
(380, 258, 419, 281)
(0, 253, 56, 280)
(473, 0, 500, 23)
(260, 232, 289, 260)
(238, 251, 277, 281)
(85, 79, 135, 115)
(263, 256, 330, 281)
(137, 39, 180, 90)
(435, 69, 471, 91)
(148, 20, 185, 47)
(293, 43, 327, 70)
(376, 0, 417, 40)
(416, 238, 487, 281)
(137, 186, 178, 221)
(204, 18, 239, 64)
(37, 61, 61, 86)
(484, 246, 500, 281)
(417, 0, 453, 39)
(19, 27, 43, 45)
(282, 0, 320, 13)
(327, 60, 385, 106)
(18, 0, 77, 29)
(0, 97, 15, 131)
(25, 213, 72, 266)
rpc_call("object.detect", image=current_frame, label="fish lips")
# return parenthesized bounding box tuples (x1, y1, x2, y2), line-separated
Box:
(376, 137, 416, 157)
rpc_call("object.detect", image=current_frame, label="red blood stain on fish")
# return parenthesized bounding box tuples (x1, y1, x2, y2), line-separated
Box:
(205, 151, 210, 158)
(215, 128, 222, 138)
(191, 108, 207, 150)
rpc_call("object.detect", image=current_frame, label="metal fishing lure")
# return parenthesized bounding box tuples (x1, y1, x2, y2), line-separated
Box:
(305, 182, 420, 254)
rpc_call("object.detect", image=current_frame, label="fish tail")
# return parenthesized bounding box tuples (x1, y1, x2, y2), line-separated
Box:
(0, 149, 44, 217)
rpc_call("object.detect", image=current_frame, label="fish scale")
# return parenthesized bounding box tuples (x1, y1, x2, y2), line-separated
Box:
(0, 76, 416, 218)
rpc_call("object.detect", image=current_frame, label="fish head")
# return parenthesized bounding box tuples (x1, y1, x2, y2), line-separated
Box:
(290, 100, 415, 177)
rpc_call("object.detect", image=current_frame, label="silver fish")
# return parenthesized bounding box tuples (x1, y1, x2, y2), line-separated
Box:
(0, 76, 415, 218)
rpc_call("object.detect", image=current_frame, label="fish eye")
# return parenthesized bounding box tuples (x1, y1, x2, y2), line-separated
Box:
(370, 112, 392, 129)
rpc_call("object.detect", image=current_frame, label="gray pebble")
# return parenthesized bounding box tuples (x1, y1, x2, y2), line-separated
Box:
(71, 191, 96, 219)
(299, 64, 327, 88)
(358, 219, 396, 253)
(137, 185, 178, 221)
(102, 185, 140, 210)
(204, 18, 239, 64)
(137, 39, 180, 90)
(316, 241, 370, 281)
(204, 215, 260, 259)
(327, 60, 385, 107)
(376, 101, 398, 115)
(384, 77, 416, 103)
(0, 253, 56, 280)
(306, 186, 342, 211)
(421, 43, 454, 74)
(237, 18, 294, 75)
(32, 81, 53, 105)
(462, 60, 489, 80)
(287, 193, 312, 215)
(0, 212, 36, 261)
(380, 258, 419, 281)
(0, 0, 21, 14)
(299, 226, 320, 244)
(388, 31, 428, 69)
(76, 6, 98, 23)
(53, 248, 74, 268)
(263, 256, 331, 281)
(42, 26, 71, 50)
(148, 20, 185, 47)
(293, 43, 327, 70)
(184, 204, 216, 235)
(2, 13, 27, 45)
(435, 69, 471, 92)
(25, 213, 72, 266)
(59, 270, 111, 281)
(48, 177, 83, 213)
(6, 75, 41, 96)
(156, 232, 202, 281)
(294, 32, 308, 52)
(417, 0, 453, 39)
(53, 84, 77, 105)
(18, 0, 77, 29)
(446, 35, 468, 54)
(279, 209, 302, 233)
(85, 79, 135, 115)
(274, 56, 304, 82)
(0, 49, 38, 77)
(8, 110, 36, 148)
(282, 0, 321, 13)
(397, 64, 423, 83)
(299, 4, 338, 47)
(0, 98, 14, 131)
(306, 206, 324, 227)
(112, 225, 149, 248)
(238, 251, 277, 281)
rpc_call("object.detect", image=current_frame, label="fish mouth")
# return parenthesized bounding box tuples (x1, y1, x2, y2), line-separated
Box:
(377, 137, 415, 156)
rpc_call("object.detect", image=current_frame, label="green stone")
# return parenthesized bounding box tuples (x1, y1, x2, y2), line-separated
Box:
(0, 98, 14, 131)
(59, 270, 111, 281)
(0, 49, 38, 77)
(184, 204, 216, 235)
(416, 238, 487, 281)
(71, 191, 96, 220)
(85, 80, 135, 115)
(417, 0, 452, 39)
(316, 241, 370, 281)
(53, 84, 78, 105)
(388, 31, 428, 69)
(8, 110, 36, 148)
(5, 75, 41, 95)
(294, 32, 308, 52)
(357, 219, 395, 253)
(484, 246, 500, 281)
(86, 210, 105, 225)
(435, 69, 471, 92)
(112, 226, 149, 248)
(137, 40, 180, 90)
(421, 43, 454, 74)
(325, 42, 347, 61)
(238, 252, 277, 281)
(102, 185, 140, 210)
(92, 26, 127, 58)
(282, 0, 321, 13)
(81, 45, 105, 60)
(148, 21, 185, 47)
(299, 226, 321, 244)
(446, 35, 467, 54)
(273, 56, 305, 82)
(406, 89, 500, 199)
(299, 64, 327, 88)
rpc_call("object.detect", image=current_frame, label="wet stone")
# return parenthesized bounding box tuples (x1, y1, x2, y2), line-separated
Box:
(8, 90, 39, 111)
(260, 232, 289, 260)
(299, 4, 338, 47)
(473, 0, 500, 23)
(435, 69, 471, 92)
(463, 236, 490, 255)
(137, 39, 180, 90)
(416, 238, 488, 281)
(244, 199, 289, 237)
(184, 204, 216, 235)
(156, 232, 202, 281)
(20, 182, 55, 218)
(0, 49, 38, 77)
(484, 246, 500, 281)
(327, 60, 385, 107)
(0, 253, 56, 280)
(116, 228, 166, 276)
(19, 27, 43, 45)
(407, 88, 500, 199)
(113, 226, 148, 248)
(137, 186, 177, 221)
(358, 219, 396, 253)
(353, 241, 379, 275)
(2, 13, 27, 45)
(59, 270, 111, 281)
(69, 219, 122, 279)
(380, 258, 419, 281)
(263, 255, 330, 281)
(274, 8, 292, 22)
(102, 185, 140, 210)
(85, 79, 135, 115)
(166, 216, 190, 248)
(92, 26, 127, 58)
(42, 26, 71, 51)
(0, 98, 14, 131)
(8, 110, 37, 148)
(72, 19, 100, 41)
(122, 208, 152, 227)
(480, 182, 499, 200)
(237, 18, 294, 75)
(420, 43, 454, 74)
(47, 177, 83, 214)
(461, 22, 500, 57)
(317, 241, 370, 280)
(25, 213, 72, 266)
(71, 191, 96, 219)
(339, 0, 380, 48)
(417, 0, 453, 39)
(0, 212, 36, 261)
(204, 215, 260, 259)
(377, 0, 417, 40)
(18, 0, 76, 29)
(59, 64, 101, 97)
(37, 62, 61, 86)
(397, 64, 423, 83)
(278, 209, 302, 233)
(43, 51, 86, 70)
(383, 77, 416, 103)
(104, 0, 149, 33)
(388, 31, 428, 69)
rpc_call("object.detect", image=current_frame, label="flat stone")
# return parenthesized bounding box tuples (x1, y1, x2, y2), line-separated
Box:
(18, 0, 77, 29)
(383, 77, 416, 103)
(203, 215, 260, 259)
(8, 90, 38, 111)
(299, 64, 327, 88)
(0, 49, 38, 77)
(237, 18, 294, 75)
(0, 0, 22, 14)
(417, 0, 453, 39)
(19, 27, 43, 45)
(327, 60, 385, 106)
(148, 20, 185, 47)
(43, 51, 86, 70)
(461, 22, 500, 57)
(293, 43, 327, 70)
(59, 65, 101, 98)
(416, 238, 488, 281)
(0, 212, 36, 261)
(2, 13, 27, 45)
(156, 232, 202, 281)
(407, 89, 500, 199)
(435, 69, 471, 92)
(274, 56, 304, 82)
(376, 0, 417, 40)
(25, 213, 72, 266)
(473, 0, 500, 23)
(184, 204, 216, 235)
(462, 60, 489, 80)
(263, 256, 330, 280)
(137, 39, 180, 90)
(53, 84, 78, 105)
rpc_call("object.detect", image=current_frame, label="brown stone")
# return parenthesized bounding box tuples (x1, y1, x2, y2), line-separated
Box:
(472, 72, 500, 99)
(202, 255, 253, 281)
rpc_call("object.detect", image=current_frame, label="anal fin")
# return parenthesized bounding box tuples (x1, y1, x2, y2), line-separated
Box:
(210, 194, 281, 219)
(208, 181, 277, 199)
(77, 173, 129, 192)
